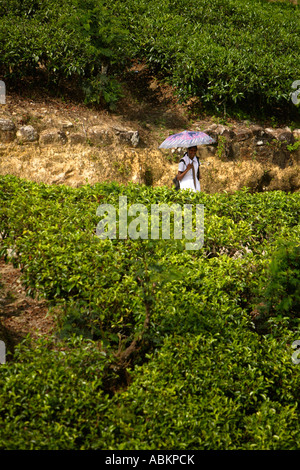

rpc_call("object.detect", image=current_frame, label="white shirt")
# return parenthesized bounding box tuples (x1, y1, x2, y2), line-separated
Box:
(178, 153, 200, 192)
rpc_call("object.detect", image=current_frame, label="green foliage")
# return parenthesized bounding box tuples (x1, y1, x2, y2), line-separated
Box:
(287, 140, 300, 152)
(0, 336, 112, 450)
(1, 0, 300, 114)
(255, 242, 300, 334)
(266, 243, 300, 317)
(111, 0, 300, 116)
(0, 175, 300, 449)
(0, 0, 128, 107)
(108, 332, 300, 450)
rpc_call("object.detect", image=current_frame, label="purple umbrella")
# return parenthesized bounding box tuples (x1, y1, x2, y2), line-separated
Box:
(159, 130, 215, 149)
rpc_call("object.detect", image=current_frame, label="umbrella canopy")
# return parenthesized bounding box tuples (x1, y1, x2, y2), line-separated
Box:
(159, 130, 215, 149)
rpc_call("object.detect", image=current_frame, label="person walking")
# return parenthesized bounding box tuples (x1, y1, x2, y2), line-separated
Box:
(176, 146, 201, 192)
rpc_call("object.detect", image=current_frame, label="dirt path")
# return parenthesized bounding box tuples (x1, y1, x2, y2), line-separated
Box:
(0, 258, 55, 356)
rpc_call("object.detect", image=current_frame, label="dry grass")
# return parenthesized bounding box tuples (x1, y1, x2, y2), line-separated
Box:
(267, 0, 298, 4)
(1, 77, 299, 193)
(200, 158, 300, 193)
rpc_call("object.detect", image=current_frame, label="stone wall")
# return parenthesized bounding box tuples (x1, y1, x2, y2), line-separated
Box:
(0, 118, 140, 148)
(198, 123, 300, 169)
(0, 117, 299, 192)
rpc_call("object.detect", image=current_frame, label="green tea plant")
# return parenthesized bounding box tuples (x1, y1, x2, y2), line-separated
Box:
(254, 241, 300, 335)
(0, 336, 113, 450)
(112, 0, 300, 117)
(0, 175, 300, 449)
(1, 0, 300, 115)
(0, 0, 129, 107)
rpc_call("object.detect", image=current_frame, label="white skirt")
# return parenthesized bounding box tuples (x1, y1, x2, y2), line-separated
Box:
(179, 175, 201, 192)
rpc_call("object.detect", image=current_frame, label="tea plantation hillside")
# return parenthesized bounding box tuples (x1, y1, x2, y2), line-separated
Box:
(1, 0, 300, 119)
(1, 0, 300, 453)
(0, 175, 299, 449)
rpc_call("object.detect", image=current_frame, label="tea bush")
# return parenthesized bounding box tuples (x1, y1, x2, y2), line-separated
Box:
(0, 336, 113, 450)
(113, 0, 300, 115)
(0, 175, 300, 449)
(104, 331, 300, 450)
(254, 241, 300, 335)
(0, 0, 128, 107)
(1, 0, 300, 115)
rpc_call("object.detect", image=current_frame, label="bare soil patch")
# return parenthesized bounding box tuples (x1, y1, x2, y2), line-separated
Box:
(0, 258, 55, 356)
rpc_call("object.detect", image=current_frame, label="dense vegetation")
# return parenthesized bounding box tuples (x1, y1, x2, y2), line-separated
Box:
(1, 0, 300, 116)
(1, 0, 300, 452)
(0, 175, 299, 449)
(113, 0, 300, 117)
(0, 0, 128, 108)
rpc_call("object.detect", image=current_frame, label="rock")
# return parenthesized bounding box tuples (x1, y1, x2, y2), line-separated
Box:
(0, 118, 16, 142)
(86, 126, 113, 146)
(68, 132, 86, 145)
(16, 125, 39, 143)
(292, 129, 300, 140)
(0, 119, 15, 131)
(262, 128, 278, 142)
(112, 127, 140, 147)
(233, 128, 253, 142)
(204, 123, 218, 131)
(228, 141, 240, 159)
(39, 128, 67, 146)
(272, 149, 290, 169)
(250, 125, 264, 137)
(265, 127, 294, 144)
(131, 131, 140, 147)
(204, 124, 234, 142)
(279, 130, 294, 145)
(216, 125, 235, 139)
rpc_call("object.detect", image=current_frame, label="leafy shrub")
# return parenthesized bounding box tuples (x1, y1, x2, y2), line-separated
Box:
(255, 242, 300, 334)
(0, 0, 129, 107)
(100, 331, 300, 450)
(0, 336, 115, 450)
(0, 175, 300, 449)
(1, 0, 300, 115)
(112, 0, 300, 116)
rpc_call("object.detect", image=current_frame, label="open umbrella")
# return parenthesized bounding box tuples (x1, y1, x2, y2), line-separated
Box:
(159, 130, 215, 149)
